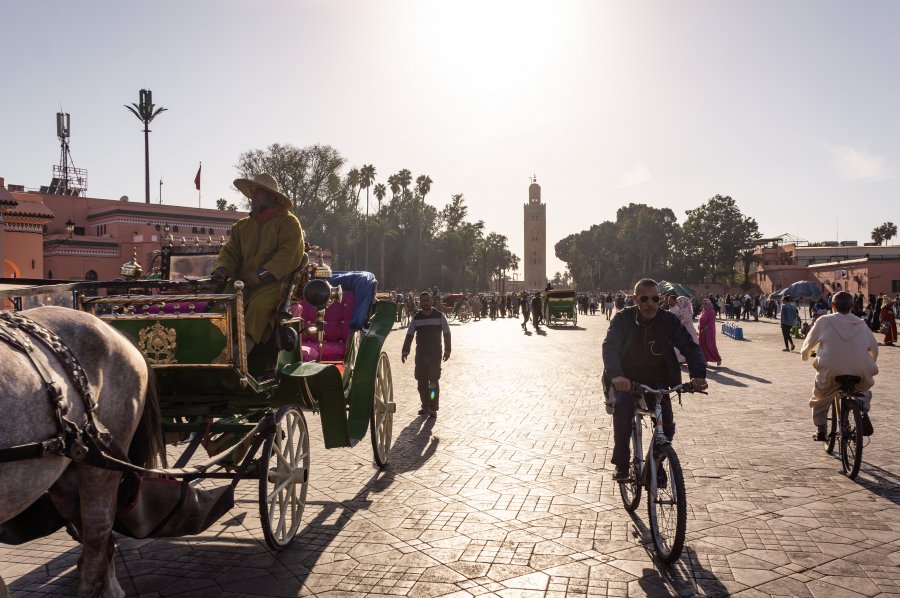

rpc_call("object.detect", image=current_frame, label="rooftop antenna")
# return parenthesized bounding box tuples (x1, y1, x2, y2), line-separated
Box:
(49, 112, 88, 196)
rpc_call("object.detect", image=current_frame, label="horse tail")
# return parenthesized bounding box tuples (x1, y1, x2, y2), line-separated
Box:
(127, 359, 168, 470)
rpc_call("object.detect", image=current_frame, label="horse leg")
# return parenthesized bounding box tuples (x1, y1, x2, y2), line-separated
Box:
(76, 466, 124, 598)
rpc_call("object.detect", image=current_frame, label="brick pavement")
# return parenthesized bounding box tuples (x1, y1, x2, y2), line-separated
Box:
(1, 310, 899, 597)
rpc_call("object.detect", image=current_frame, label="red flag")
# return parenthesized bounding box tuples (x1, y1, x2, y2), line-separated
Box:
(194, 164, 201, 190)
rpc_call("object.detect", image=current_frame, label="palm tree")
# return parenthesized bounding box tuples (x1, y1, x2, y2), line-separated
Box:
(367, 215, 398, 285)
(881, 221, 897, 245)
(359, 164, 376, 270)
(387, 175, 401, 200)
(124, 89, 167, 204)
(347, 168, 361, 201)
(397, 169, 413, 193)
(414, 174, 433, 287)
(373, 183, 387, 211)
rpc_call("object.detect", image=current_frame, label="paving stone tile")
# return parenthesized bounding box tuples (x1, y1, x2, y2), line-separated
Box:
(4, 316, 900, 596)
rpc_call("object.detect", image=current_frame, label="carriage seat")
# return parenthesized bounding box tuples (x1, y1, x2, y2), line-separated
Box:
(290, 291, 356, 363)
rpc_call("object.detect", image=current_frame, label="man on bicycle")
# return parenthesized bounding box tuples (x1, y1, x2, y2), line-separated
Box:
(602, 278, 707, 481)
(800, 291, 878, 440)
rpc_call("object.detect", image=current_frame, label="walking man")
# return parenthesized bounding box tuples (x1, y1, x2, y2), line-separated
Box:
(780, 295, 799, 352)
(402, 292, 451, 417)
(521, 292, 531, 330)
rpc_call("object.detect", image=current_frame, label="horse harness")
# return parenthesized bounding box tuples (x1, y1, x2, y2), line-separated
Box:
(0, 311, 128, 467)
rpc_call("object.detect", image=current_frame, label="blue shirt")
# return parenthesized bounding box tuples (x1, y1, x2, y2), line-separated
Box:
(780, 302, 799, 326)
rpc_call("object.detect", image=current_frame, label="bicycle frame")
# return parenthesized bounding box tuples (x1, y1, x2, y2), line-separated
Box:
(631, 396, 669, 489)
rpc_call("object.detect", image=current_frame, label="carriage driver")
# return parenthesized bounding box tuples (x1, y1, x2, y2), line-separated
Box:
(210, 173, 304, 353)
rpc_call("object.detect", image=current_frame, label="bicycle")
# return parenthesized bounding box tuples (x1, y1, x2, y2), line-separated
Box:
(618, 382, 704, 563)
(823, 374, 866, 479)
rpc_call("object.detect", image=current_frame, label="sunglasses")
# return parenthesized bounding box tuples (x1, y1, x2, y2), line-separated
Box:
(639, 295, 660, 304)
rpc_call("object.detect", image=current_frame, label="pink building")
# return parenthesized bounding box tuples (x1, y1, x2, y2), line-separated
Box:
(808, 258, 900, 296)
(0, 175, 245, 282)
(755, 241, 900, 296)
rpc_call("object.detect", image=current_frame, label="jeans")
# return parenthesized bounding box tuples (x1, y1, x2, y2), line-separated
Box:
(781, 324, 794, 349)
(611, 388, 675, 468)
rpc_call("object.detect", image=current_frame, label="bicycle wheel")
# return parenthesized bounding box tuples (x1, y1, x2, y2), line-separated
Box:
(647, 444, 687, 563)
(825, 399, 837, 455)
(839, 399, 863, 479)
(619, 457, 642, 512)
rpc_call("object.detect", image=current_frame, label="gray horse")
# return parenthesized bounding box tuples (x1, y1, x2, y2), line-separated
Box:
(0, 307, 165, 597)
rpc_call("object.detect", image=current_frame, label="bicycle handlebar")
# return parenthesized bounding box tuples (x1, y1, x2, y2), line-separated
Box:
(632, 382, 707, 395)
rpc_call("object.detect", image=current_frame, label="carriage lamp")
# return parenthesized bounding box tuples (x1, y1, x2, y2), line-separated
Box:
(302, 279, 342, 310)
(65, 218, 75, 238)
(120, 249, 144, 279)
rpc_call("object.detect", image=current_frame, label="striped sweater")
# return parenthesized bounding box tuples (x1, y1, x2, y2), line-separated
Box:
(402, 309, 451, 358)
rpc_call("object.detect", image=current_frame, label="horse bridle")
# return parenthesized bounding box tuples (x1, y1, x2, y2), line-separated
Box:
(0, 311, 125, 466)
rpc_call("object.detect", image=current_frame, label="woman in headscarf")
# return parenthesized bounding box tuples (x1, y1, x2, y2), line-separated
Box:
(672, 296, 700, 364)
(698, 297, 722, 366)
(880, 295, 897, 345)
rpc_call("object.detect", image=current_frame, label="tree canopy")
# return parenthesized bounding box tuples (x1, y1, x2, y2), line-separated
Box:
(235, 143, 517, 292)
(555, 195, 761, 290)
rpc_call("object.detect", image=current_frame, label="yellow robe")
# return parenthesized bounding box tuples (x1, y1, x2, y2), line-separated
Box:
(213, 209, 304, 344)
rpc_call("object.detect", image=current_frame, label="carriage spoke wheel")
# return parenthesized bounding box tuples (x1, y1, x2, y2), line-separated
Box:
(371, 352, 395, 468)
(259, 405, 309, 550)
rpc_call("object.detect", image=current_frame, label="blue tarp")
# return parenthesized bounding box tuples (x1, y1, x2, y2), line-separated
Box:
(329, 271, 378, 330)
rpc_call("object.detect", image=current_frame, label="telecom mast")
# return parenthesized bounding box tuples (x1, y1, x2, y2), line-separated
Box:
(44, 112, 88, 196)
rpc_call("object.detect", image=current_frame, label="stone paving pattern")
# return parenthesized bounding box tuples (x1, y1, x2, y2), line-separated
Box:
(2, 311, 899, 597)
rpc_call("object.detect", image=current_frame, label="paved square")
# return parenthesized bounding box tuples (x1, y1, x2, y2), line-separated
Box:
(2, 312, 899, 597)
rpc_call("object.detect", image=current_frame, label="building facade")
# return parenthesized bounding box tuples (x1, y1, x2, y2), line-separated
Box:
(0, 175, 245, 282)
(523, 177, 546, 290)
(754, 240, 900, 296)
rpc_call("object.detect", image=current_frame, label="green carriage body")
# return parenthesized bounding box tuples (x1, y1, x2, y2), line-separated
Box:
(84, 286, 395, 451)
(543, 289, 578, 326)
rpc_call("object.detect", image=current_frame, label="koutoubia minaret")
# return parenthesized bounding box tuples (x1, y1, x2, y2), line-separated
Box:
(523, 175, 547, 289)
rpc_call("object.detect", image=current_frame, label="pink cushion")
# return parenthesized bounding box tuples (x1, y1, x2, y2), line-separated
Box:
(291, 291, 356, 362)
(300, 343, 318, 362)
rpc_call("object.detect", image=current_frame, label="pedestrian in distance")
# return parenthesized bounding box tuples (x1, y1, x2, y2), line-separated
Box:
(780, 295, 800, 352)
(521, 292, 531, 331)
(402, 292, 451, 418)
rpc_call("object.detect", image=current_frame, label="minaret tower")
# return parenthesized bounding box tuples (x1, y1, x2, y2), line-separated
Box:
(523, 175, 546, 289)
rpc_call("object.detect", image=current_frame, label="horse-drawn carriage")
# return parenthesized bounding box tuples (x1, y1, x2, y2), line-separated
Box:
(441, 293, 472, 323)
(543, 289, 578, 326)
(0, 244, 397, 594)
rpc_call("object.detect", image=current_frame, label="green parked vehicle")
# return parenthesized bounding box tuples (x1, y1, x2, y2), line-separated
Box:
(543, 289, 578, 326)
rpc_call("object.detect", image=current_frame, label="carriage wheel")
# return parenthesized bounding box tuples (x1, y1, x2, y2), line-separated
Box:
(259, 405, 309, 550)
(371, 352, 396, 467)
(459, 304, 472, 323)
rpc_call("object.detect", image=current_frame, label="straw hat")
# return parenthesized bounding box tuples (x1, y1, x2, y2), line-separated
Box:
(233, 173, 291, 208)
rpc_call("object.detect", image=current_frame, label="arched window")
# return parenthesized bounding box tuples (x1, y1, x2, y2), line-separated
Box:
(85, 270, 98, 281)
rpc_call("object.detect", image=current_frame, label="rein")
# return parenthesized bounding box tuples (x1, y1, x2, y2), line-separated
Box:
(0, 312, 128, 466)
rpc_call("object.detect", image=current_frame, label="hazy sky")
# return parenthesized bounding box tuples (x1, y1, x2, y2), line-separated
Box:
(3, 0, 898, 276)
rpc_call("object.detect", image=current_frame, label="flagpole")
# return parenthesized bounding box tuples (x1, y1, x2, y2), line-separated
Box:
(197, 161, 202, 208)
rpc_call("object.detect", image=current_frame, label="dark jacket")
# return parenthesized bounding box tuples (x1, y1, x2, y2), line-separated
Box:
(602, 306, 706, 387)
